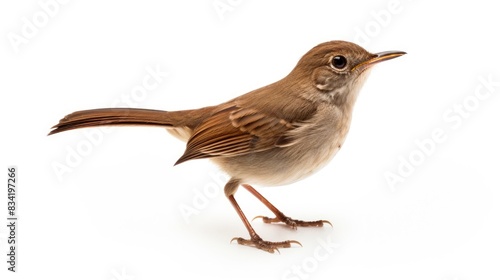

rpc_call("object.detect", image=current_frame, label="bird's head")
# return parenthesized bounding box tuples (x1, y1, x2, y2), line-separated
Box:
(290, 40, 405, 106)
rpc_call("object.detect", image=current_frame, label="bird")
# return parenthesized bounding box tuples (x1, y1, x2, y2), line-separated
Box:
(49, 40, 405, 253)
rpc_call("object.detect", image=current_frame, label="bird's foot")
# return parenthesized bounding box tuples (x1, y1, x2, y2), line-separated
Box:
(231, 234, 301, 253)
(253, 213, 332, 230)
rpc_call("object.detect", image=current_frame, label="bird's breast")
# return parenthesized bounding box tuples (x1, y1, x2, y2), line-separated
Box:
(213, 104, 353, 186)
(277, 105, 352, 185)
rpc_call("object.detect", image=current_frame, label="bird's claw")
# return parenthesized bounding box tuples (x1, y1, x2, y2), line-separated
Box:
(253, 215, 332, 229)
(230, 235, 302, 253)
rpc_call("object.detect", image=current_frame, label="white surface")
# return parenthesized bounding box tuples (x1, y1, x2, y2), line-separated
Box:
(1, 1, 500, 279)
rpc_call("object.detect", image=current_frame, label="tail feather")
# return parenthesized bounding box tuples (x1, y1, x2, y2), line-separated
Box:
(48, 108, 205, 135)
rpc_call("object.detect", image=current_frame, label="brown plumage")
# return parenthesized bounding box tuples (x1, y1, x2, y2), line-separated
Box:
(49, 40, 405, 253)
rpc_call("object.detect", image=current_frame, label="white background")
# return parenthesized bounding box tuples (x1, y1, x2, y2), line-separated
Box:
(1, 1, 500, 280)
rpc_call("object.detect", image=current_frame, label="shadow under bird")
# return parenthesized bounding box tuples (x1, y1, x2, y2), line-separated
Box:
(49, 40, 405, 253)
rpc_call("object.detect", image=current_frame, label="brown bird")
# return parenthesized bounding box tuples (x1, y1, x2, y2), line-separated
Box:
(49, 40, 405, 253)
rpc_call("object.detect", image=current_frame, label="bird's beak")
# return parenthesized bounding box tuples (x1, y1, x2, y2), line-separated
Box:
(352, 50, 406, 72)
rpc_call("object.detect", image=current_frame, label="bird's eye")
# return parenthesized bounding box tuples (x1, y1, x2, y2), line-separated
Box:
(331, 55, 347, 70)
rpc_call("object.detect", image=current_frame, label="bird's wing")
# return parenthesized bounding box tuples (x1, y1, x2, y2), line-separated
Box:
(174, 102, 314, 165)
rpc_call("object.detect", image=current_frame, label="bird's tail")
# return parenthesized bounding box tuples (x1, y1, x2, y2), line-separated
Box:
(48, 107, 207, 135)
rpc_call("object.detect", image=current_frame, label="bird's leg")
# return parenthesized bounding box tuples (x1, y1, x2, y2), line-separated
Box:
(225, 179, 301, 253)
(241, 184, 332, 229)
